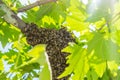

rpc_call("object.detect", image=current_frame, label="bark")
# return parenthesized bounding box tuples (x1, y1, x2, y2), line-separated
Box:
(0, 1, 26, 30)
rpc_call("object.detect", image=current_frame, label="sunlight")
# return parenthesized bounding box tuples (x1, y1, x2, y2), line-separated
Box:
(87, 0, 116, 15)
(81, 0, 88, 5)
(87, 0, 101, 14)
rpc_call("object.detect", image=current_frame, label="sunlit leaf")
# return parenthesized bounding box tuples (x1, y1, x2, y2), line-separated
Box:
(16, 44, 52, 80)
(0, 23, 20, 47)
(92, 62, 106, 77)
(0, 59, 4, 70)
(100, 66, 113, 80)
(107, 61, 118, 72)
(0, 73, 7, 79)
(59, 43, 89, 79)
(86, 68, 99, 80)
(28, 44, 52, 80)
(87, 32, 120, 61)
(114, 70, 120, 80)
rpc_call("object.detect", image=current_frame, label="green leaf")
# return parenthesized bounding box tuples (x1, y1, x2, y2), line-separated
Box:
(63, 0, 88, 31)
(4, 50, 17, 58)
(0, 73, 8, 80)
(0, 51, 3, 58)
(20, 63, 40, 73)
(65, 16, 89, 31)
(27, 44, 46, 59)
(100, 66, 113, 80)
(16, 44, 52, 80)
(107, 61, 118, 72)
(114, 70, 120, 80)
(0, 23, 20, 47)
(92, 62, 106, 77)
(0, 59, 4, 70)
(28, 44, 52, 80)
(39, 61, 52, 80)
(87, 32, 120, 61)
(16, 44, 46, 68)
(86, 68, 99, 80)
(59, 43, 89, 80)
(111, 30, 120, 45)
(23, 0, 70, 28)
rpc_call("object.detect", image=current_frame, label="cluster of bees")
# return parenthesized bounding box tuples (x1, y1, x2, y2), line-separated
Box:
(22, 23, 75, 80)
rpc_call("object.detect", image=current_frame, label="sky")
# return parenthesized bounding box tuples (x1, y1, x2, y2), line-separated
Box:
(19, 0, 37, 5)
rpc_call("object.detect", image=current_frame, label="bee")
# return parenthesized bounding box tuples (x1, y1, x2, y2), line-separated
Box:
(21, 23, 74, 80)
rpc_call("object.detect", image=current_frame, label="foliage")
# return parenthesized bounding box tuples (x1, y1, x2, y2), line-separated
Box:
(0, 0, 120, 80)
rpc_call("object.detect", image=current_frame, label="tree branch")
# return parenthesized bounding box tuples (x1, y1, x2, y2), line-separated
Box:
(18, 0, 57, 12)
(0, 0, 57, 30)
(0, 1, 26, 30)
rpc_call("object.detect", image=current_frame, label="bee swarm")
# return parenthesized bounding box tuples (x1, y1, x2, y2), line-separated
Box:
(21, 23, 75, 80)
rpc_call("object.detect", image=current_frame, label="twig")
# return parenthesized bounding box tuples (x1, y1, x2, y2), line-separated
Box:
(98, 23, 111, 33)
(98, 23, 106, 31)
(18, 0, 57, 12)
